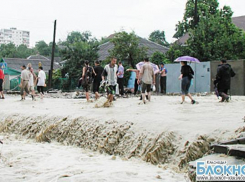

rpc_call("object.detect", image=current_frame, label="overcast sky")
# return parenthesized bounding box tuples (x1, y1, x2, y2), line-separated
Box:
(1, 0, 244, 47)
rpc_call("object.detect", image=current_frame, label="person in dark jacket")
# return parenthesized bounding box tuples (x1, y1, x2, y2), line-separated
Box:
(214, 60, 235, 102)
(178, 61, 196, 104)
(93, 60, 104, 100)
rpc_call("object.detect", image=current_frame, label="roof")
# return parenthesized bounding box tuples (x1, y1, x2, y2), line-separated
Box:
(98, 35, 169, 61)
(3, 58, 61, 73)
(232, 15, 245, 31)
(176, 15, 245, 45)
(27, 55, 50, 60)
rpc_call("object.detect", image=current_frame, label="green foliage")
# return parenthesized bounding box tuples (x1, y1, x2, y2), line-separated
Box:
(61, 31, 99, 88)
(186, 6, 245, 61)
(99, 36, 110, 45)
(150, 51, 170, 65)
(149, 30, 169, 47)
(170, 2, 245, 61)
(0, 43, 37, 58)
(166, 43, 190, 62)
(109, 31, 147, 68)
(35, 41, 60, 57)
(174, 0, 219, 38)
(16, 44, 36, 58)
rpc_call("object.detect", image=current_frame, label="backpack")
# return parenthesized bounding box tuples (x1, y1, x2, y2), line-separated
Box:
(83, 66, 93, 85)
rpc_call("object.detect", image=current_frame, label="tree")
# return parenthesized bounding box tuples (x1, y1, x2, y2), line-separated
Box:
(34, 40, 60, 57)
(150, 52, 170, 65)
(66, 31, 92, 44)
(149, 30, 169, 47)
(174, 0, 219, 38)
(61, 31, 99, 88)
(35, 41, 50, 56)
(109, 31, 147, 68)
(16, 44, 37, 58)
(186, 6, 245, 61)
(166, 43, 190, 62)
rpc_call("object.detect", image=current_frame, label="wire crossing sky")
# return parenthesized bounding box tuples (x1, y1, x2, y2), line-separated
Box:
(0, 0, 244, 47)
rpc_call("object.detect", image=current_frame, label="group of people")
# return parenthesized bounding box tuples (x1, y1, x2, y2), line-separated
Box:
(78, 58, 125, 103)
(0, 58, 236, 104)
(79, 57, 162, 104)
(19, 64, 46, 101)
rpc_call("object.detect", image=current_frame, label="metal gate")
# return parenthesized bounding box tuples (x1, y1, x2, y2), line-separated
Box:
(165, 62, 211, 93)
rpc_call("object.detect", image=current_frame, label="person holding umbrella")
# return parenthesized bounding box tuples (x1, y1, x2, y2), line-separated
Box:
(175, 56, 199, 104)
(178, 61, 196, 104)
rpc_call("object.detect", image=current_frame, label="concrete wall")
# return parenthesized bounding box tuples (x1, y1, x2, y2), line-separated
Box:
(210, 60, 245, 96)
(165, 62, 211, 93)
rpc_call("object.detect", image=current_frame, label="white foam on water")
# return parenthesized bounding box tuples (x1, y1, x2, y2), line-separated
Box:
(0, 134, 186, 182)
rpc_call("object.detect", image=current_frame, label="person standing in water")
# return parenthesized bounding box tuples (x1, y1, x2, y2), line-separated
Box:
(159, 63, 167, 94)
(126, 68, 140, 95)
(102, 57, 118, 103)
(0, 67, 5, 99)
(117, 61, 125, 97)
(178, 61, 196, 104)
(138, 58, 155, 104)
(37, 66, 46, 99)
(20, 65, 30, 101)
(93, 60, 104, 100)
(214, 60, 235, 102)
(27, 63, 37, 101)
(82, 60, 94, 102)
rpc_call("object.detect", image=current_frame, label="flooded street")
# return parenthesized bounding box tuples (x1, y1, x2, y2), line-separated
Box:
(0, 134, 186, 182)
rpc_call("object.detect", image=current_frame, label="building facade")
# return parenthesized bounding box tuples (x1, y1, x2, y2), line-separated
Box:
(0, 27, 30, 47)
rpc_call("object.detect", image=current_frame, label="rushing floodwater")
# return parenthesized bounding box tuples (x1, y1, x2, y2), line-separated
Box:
(0, 134, 186, 182)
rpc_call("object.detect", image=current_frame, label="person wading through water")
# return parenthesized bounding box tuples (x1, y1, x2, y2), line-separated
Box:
(138, 58, 155, 104)
(93, 60, 104, 100)
(102, 57, 118, 103)
(178, 61, 196, 104)
(82, 60, 95, 102)
(214, 60, 235, 102)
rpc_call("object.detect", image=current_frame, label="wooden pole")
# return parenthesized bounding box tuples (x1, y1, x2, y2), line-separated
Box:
(49, 20, 57, 88)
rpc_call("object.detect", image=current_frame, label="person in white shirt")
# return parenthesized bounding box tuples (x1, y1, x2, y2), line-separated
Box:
(27, 63, 37, 101)
(37, 66, 46, 99)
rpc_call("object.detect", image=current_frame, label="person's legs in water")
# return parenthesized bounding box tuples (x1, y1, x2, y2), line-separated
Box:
(181, 77, 195, 104)
(86, 92, 90, 101)
(141, 83, 147, 104)
(0, 79, 4, 99)
(107, 85, 116, 102)
(134, 79, 138, 95)
(93, 81, 100, 100)
(160, 76, 164, 93)
(220, 92, 229, 102)
(162, 76, 166, 94)
(84, 84, 92, 102)
(0, 91, 4, 99)
(146, 84, 151, 101)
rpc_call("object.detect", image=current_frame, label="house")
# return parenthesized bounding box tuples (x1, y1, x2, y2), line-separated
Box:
(98, 34, 169, 61)
(176, 15, 245, 45)
(1, 55, 61, 90)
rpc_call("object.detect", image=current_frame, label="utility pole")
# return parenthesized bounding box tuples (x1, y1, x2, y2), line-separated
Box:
(49, 20, 57, 88)
(194, 0, 198, 26)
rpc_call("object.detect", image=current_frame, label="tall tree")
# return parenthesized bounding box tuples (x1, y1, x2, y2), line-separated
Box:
(149, 30, 169, 47)
(174, 0, 219, 38)
(61, 31, 99, 84)
(150, 51, 170, 65)
(109, 31, 147, 68)
(0, 43, 17, 58)
(186, 6, 245, 61)
(35, 41, 50, 56)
